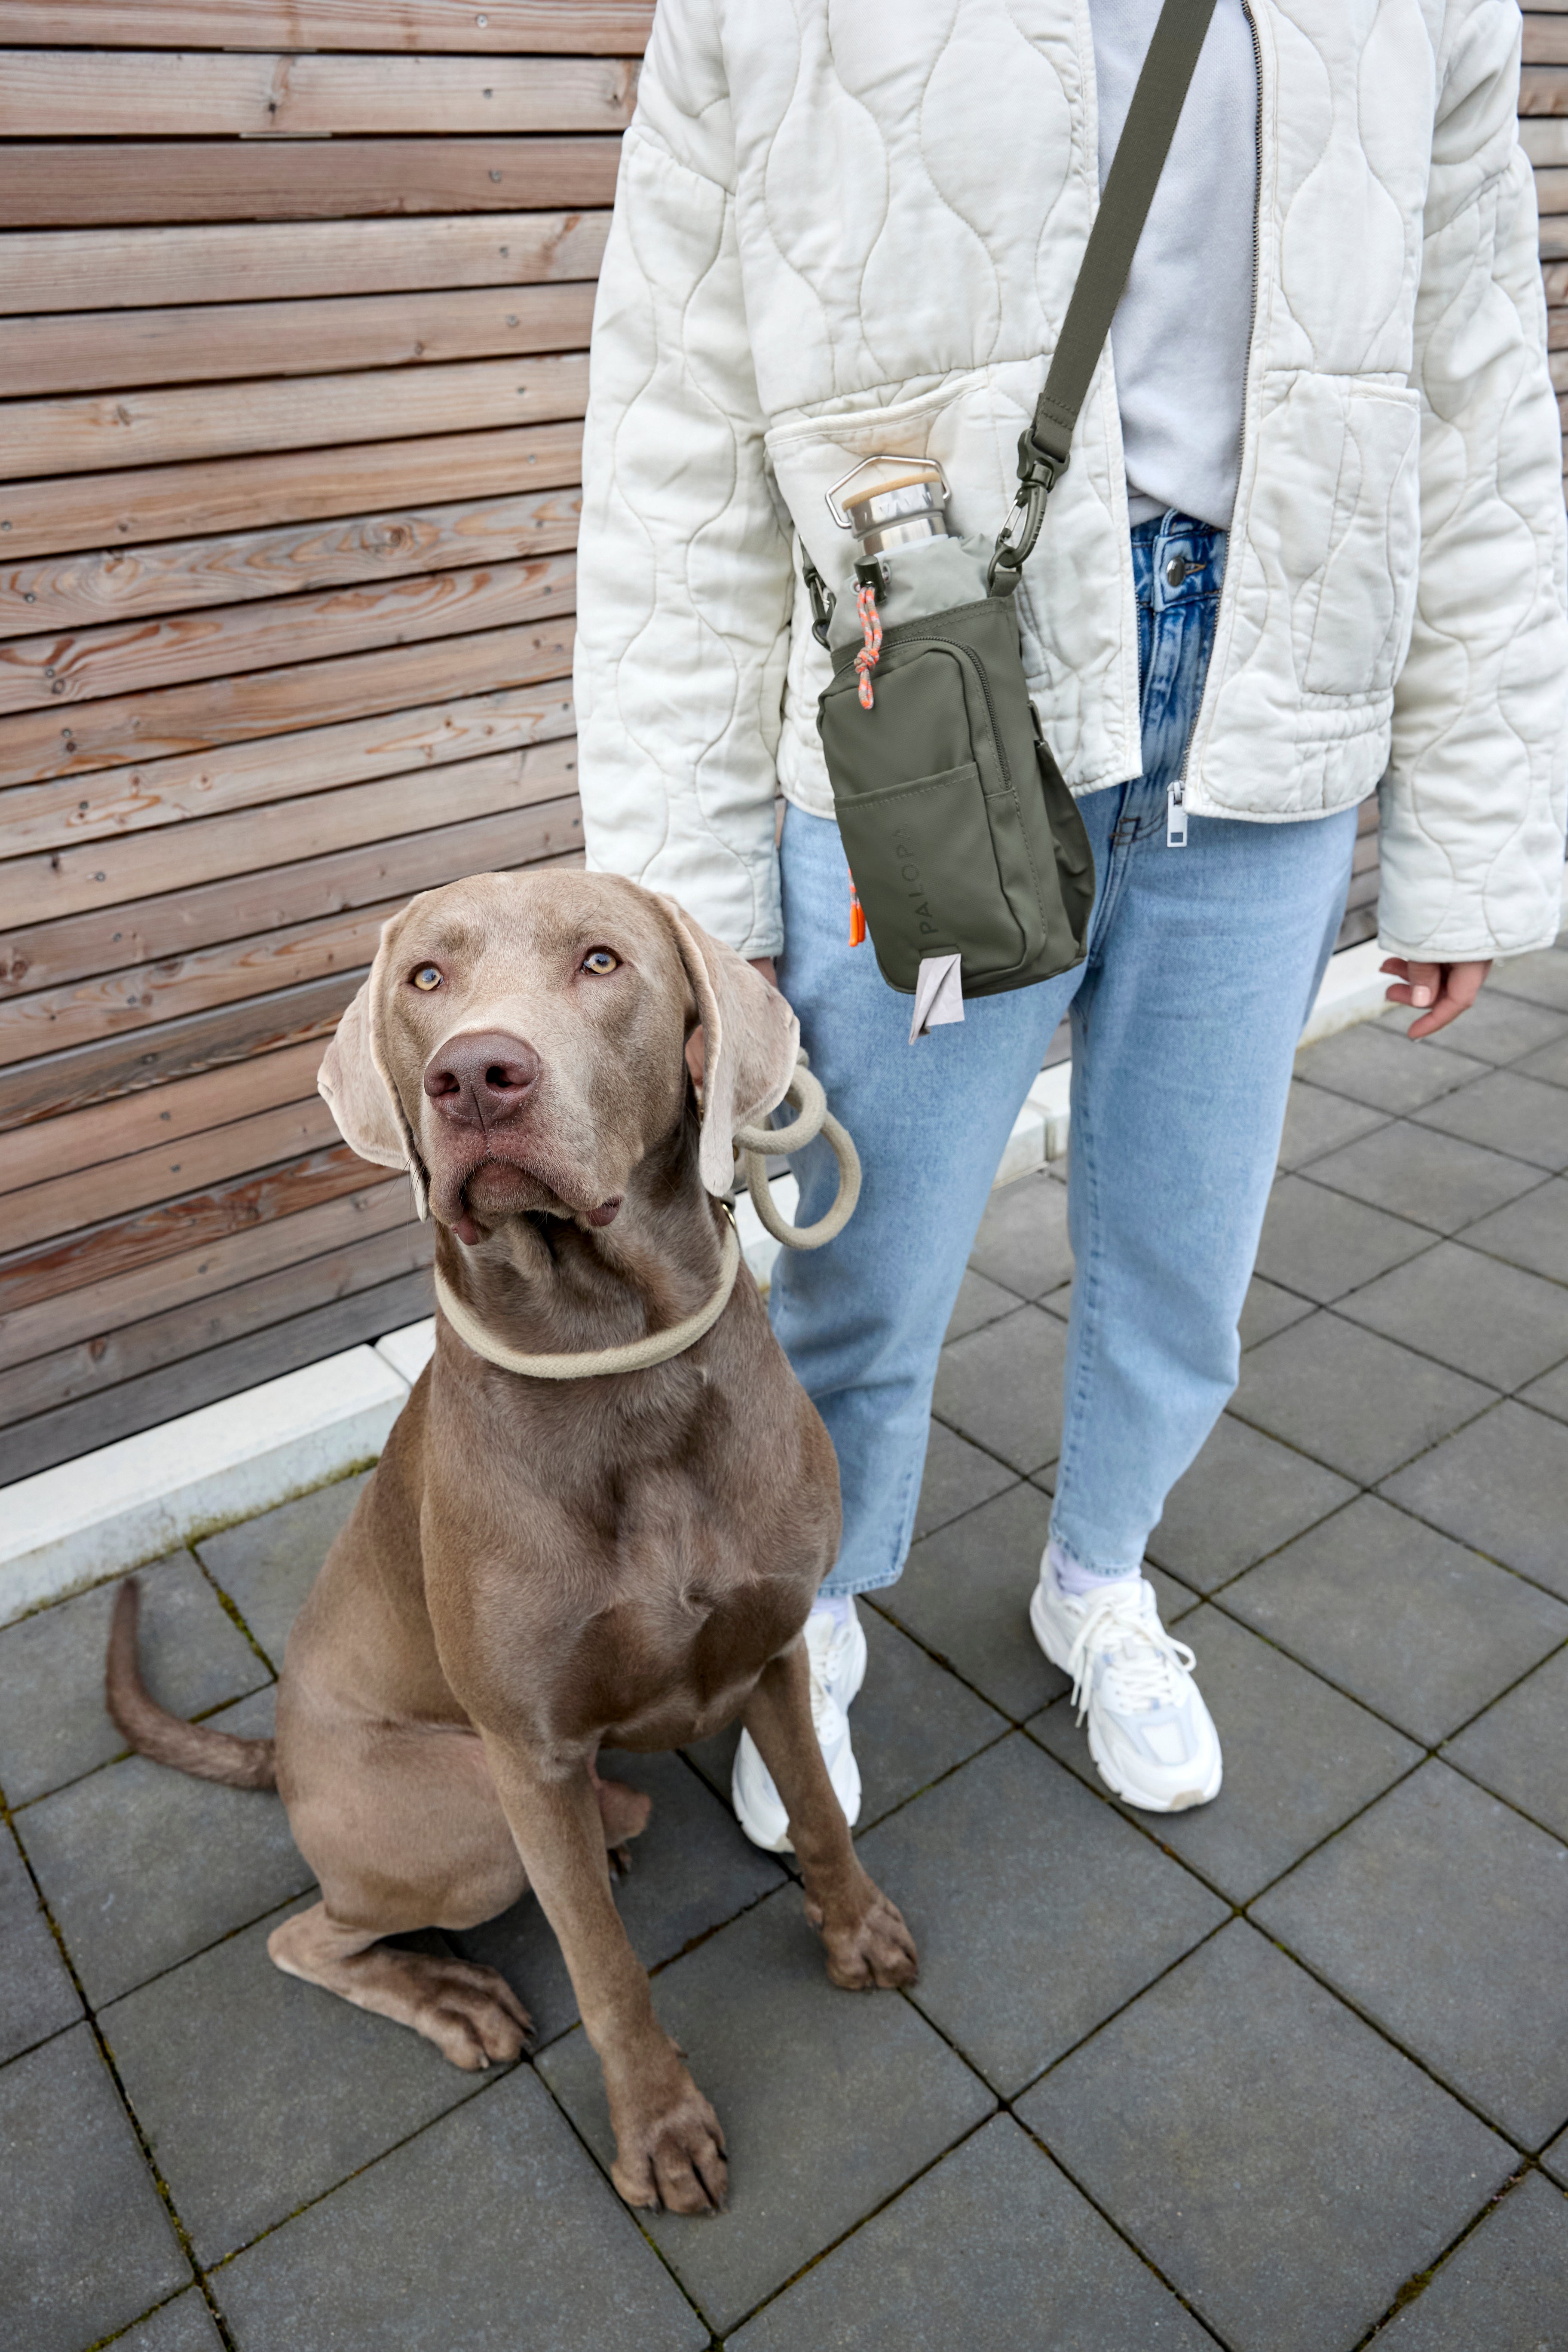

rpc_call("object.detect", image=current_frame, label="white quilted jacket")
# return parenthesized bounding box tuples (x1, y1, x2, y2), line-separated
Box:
(574, 0, 1568, 964)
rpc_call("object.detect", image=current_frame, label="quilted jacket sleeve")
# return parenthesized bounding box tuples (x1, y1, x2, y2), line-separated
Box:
(1382, 0, 1568, 962)
(572, 0, 793, 958)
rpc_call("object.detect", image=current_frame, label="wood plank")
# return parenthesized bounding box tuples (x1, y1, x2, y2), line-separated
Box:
(0, 553, 576, 716)
(0, 284, 599, 399)
(0, 4, 653, 52)
(0, 419, 582, 558)
(1525, 15, 1568, 64)
(0, 52, 637, 138)
(0, 139, 621, 228)
(6, 795, 582, 998)
(1543, 218, 1568, 262)
(1550, 304, 1568, 349)
(0, 1262, 433, 1487)
(0, 617, 575, 787)
(1552, 346, 1568, 394)
(1521, 65, 1568, 113)
(0, 970, 359, 1131)
(0, 737, 579, 927)
(0, 1170, 414, 1369)
(1544, 263, 1568, 305)
(3, 1093, 344, 1255)
(0, 1039, 325, 1196)
(0, 1143, 390, 1316)
(0, 211, 609, 318)
(0, 1221, 431, 1435)
(0, 353, 588, 481)
(1520, 116, 1568, 166)
(0, 841, 584, 1067)
(0, 487, 581, 631)
(0, 682, 575, 858)
(1537, 164, 1568, 215)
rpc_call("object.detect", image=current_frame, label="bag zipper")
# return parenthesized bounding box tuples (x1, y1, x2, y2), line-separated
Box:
(1168, 0, 1263, 850)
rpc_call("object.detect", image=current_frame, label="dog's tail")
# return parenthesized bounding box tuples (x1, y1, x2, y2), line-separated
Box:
(106, 1577, 277, 1789)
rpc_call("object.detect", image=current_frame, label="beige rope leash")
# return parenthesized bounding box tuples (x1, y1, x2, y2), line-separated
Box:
(434, 1059, 861, 1381)
(434, 1220, 741, 1381)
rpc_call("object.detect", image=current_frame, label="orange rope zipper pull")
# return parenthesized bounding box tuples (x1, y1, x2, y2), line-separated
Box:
(848, 869, 867, 946)
(853, 581, 882, 710)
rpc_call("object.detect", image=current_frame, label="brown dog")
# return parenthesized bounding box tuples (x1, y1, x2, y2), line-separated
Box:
(107, 869, 916, 2215)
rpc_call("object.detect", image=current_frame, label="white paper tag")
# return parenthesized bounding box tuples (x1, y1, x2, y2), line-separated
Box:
(910, 952, 965, 1041)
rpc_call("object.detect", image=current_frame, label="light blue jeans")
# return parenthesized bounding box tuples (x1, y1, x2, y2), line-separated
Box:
(770, 510, 1359, 1594)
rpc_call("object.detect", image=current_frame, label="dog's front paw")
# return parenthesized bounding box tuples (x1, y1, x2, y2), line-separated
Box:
(609, 2060, 728, 2215)
(808, 1883, 919, 1991)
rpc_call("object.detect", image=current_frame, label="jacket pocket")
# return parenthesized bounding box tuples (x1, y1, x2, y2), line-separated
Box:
(1292, 382, 1422, 699)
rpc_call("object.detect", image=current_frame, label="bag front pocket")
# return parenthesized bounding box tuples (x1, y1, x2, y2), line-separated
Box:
(833, 761, 1025, 993)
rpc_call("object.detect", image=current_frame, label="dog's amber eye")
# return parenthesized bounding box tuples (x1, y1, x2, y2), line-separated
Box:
(582, 949, 620, 976)
(410, 964, 443, 992)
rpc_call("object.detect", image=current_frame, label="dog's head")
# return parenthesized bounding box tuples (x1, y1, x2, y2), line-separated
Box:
(318, 871, 798, 1239)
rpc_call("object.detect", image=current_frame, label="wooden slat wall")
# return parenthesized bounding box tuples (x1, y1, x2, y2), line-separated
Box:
(0, 5, 1556, 1482)
(0, 2, 649, 1484)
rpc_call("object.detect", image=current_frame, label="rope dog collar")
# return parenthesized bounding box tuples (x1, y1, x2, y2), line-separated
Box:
(434, 1219, 741, 1381)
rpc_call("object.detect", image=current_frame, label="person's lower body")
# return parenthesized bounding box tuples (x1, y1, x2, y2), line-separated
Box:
(732, 511, 1359, 1836)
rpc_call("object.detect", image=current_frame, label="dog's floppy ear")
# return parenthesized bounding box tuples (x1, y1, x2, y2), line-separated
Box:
(318, 906, 431, 1219)
(657, 897, 799, 1196)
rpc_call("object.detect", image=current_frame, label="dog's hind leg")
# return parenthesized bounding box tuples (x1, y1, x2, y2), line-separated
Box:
(269, 1905, 532, 2070)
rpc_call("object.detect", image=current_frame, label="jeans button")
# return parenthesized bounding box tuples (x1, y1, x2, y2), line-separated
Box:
(1166, 555, 1188, 588)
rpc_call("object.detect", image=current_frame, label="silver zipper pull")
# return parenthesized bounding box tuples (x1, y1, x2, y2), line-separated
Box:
(1167, 780, 1188, 848)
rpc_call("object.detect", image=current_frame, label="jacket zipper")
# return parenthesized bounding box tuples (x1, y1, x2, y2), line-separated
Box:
(1168, 0, 1263, 850)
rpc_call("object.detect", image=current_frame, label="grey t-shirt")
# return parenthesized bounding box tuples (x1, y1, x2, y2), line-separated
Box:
(1089, 0, 1259, 530)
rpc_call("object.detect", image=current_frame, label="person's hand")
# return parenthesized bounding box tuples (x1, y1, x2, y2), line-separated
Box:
(686, 956, 781, 1085)
(1380, 957, 1491, 1040)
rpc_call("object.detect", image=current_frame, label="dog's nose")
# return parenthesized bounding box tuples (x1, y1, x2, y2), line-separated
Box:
(422, 1030, 542, 1124)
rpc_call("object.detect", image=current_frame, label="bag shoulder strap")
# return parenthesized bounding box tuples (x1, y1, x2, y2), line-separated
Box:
(992, 0, 1219, 586)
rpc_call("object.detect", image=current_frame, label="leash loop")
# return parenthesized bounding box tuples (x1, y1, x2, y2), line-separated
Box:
(732, 1059, 862, 1250)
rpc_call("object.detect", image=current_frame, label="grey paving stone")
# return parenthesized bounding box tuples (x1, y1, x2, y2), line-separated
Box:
(1463, 1177, 1568, 1286)
(103, 1897, 495, 2265)
(1232, 1312, 1494, 1485)
(1277, 1079, 1387, 1171)
(1336, 1240, 1568, 1392)
(1254, 1174, 1432, 1304)
(0, 1552, 266, 1809)
(1038, 1275, 1074, 1323)
(1520, 1356, 1568, 1424)
(1434, 990, 1568, 1066)
(1492, 943, 1568, 1014)
(932, 1303, 1066, 1476)
(196, 1471, 368, 1668)
(913, 1417, 1017, 1539)
(1518, 1030, 1568, 1088)
(1547, 2128, 1568, 2189)
(0, 2024, 187, 2352)
(1377, 2171, 1568, 2352)
(215, 2062, 705, 2352)
(1029, 1605, 1421, 1903)
(1146, 1412, 1356, 1590)
(459, 1746, 785, 2048)
(1238, 1274, 1316, 1349)
(1381, 1401, 1568, 1599)
(967, 1168, 1075, 1299)
(537, 1886, 993, 2336)
(0, 1820, 80, 2065)
(854, 1735, 1225, 2095)
(881, 1482, 1068, 1719)
(1222, 1495, 1568, 1745)
(1443, 1645, 1568, 1845)
(1254, 1763, 1568, 2147)
(1017, 1922, 1511, 2352)
(17, 1687, 310, 2007)
(728, 2114, 1213, 2352)
(104, 2291, 224, 2352)
(944, 1266, 1022, 1340)
(1307, 1119, 1543, 1235)
(1293, 1020, 1487, 1114)
(1412, 1067, 1568, 1172)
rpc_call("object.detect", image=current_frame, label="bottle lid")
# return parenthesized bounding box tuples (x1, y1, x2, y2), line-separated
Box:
(825, 454, 950, 536)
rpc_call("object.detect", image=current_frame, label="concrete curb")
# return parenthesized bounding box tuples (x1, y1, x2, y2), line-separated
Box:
(0, 934, 1413, 1626)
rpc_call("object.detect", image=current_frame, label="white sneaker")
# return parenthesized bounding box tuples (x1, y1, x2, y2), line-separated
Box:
(732, 1600, 867, 1852)
(1030, 1559, 1222, 1813)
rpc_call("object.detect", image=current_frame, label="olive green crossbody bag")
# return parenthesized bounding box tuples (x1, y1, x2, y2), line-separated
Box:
(803, 0, 1218, 1008)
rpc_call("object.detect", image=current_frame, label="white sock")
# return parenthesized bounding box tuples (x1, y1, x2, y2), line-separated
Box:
(809, 1592, 856, 1632)
(1047, 1537, 1142, 1599)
